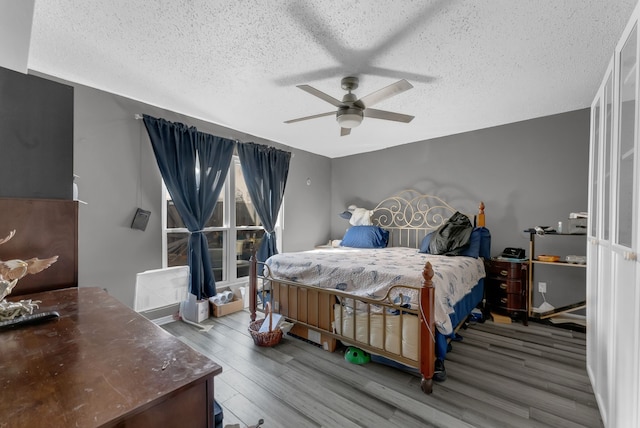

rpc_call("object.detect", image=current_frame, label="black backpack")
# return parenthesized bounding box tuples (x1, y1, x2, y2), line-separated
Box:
(428, 211, 473, 256)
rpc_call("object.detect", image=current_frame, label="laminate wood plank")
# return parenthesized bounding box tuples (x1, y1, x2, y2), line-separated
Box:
(429, 386, 552, 428)
(463, 328, 587, 364)
(545, 381, 599, 408)
(449, 339, 529, 369)
(222, 369, 320, 428)
(279, 369, 395, 427)
(212, 371, 241, 404)
(470, 321, 587, 345)
(213, 308, 253, 331)
(529, 406, 601, 428)
(388, 409, 439, 428)
(162, 316, 602, 428)
(459, 329, 586, 366)
(214, 346, 364, 428)
(446, 359, 601, 426)
(464, 325, 587, 356)
(285, 358, 398, 419)
(522, 357, 591, 384)
(477, 319, 586, 340)
(363, 382, 477, 428)
(215, 326, 291, 364)
(175, 320, 293, 378)
(208, 321, 295, 365)
(215, 369, 277, 427)
(448, 336, 592, 387)
(286, 340, 428, 400)
(447, 351, 597, 400)
(458, 338, 591, 382)
(216, 401, 244, 427)
(282, 339, 477, 424)
(439, 373, 532, 419)
(169, 330, 227, 359)
(223, 386, 317, 428)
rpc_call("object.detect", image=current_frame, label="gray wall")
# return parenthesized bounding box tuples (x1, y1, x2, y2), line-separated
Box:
(68, 80, 331, 307)
(331, 109, 590, 310)
(0, 66, 73, 199)
(33, 71, 590, 311)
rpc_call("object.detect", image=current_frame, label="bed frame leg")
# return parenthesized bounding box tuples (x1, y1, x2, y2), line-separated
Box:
(249, 253, 257, 323)
(421, 377, 433, 394)
(419, 261, 435, 394)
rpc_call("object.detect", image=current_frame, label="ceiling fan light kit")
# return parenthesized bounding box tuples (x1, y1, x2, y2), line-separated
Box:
(337, 107, 363, 128)
(285, 76, 414, 136)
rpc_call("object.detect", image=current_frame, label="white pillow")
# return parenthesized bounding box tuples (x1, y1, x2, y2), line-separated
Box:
(349, 207, 373, 226)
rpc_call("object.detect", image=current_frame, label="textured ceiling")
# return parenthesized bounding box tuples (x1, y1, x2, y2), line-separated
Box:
(27, 0, 637, 158)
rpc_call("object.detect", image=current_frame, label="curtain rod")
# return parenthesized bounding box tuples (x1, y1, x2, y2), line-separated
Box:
(134, 114, 293, 156)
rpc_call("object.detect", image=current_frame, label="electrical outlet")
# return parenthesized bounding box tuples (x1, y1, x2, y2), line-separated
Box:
(538, 282, 547, 293)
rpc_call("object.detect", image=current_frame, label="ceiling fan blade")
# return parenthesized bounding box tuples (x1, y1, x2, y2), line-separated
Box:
(355, 79, 413, 108)
(340, 127, 351, 136)
(284, 111, 335, 124)
(364, 108, 414, 123)
(297, 85, 343, 107)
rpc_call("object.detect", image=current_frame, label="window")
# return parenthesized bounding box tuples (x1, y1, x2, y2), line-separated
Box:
(162, 156, 270, 285)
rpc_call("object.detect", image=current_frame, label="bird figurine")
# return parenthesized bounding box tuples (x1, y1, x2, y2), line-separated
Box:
(0, 256, 59, 282)
(0, 230, 59, 318)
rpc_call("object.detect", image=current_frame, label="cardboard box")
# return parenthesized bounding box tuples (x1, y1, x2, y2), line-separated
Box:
(289, 323, 337, 352)
(211, 289, 244, 317)
(182, 293, 210, 323)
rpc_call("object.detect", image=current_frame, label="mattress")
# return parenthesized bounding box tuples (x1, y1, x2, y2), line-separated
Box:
(265, 247, 485, 335)
(333, 303, 420, 361)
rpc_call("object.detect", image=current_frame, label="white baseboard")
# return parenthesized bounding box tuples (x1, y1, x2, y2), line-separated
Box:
(152, 315, 176, 326)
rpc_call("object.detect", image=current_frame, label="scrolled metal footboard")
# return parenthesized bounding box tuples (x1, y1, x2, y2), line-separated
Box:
(248, 255, 436, 394)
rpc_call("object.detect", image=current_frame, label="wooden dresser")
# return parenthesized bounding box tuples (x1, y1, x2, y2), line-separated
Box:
(484, 258, 529, 324)
(0, 287, 222, 427)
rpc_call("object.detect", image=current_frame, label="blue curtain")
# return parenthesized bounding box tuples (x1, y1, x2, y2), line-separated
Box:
(237, 142, 291, 262)
(143, 115, 235, 299)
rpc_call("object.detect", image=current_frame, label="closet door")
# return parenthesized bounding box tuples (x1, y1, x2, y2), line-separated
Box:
(611, 18, 639, 428)
(587, 57, 615, 425)
(587, 74, 600, 393)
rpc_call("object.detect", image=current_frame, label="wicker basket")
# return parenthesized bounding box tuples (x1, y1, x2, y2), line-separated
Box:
(248, 302, 283, 347)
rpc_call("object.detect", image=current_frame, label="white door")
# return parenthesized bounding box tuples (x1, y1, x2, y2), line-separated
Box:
(588, 57, 615, 425)
(610, 19, 639, 428)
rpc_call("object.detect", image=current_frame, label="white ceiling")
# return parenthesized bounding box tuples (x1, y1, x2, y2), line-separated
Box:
(25, 0, 638, 158)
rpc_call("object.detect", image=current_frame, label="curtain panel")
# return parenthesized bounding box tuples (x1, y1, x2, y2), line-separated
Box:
(143, 115, 235, 299)
(237, 142, 291, 263)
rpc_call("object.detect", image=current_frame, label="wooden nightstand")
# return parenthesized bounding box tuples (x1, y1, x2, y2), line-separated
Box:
(484, 258, 529, 325)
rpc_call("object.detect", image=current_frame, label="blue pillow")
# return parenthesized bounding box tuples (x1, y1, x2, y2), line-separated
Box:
(418, 231, 435, 253)
(459, 227, 482, 258)
(341, 226, 389, 248)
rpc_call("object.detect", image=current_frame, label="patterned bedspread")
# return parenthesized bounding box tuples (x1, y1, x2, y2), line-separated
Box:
(265, 247, 485, 335)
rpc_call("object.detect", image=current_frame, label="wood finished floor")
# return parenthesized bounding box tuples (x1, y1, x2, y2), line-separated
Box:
(162, 311, 602, 428)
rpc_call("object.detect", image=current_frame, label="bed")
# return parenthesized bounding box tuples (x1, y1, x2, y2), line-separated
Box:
(248, 190, 490, 394)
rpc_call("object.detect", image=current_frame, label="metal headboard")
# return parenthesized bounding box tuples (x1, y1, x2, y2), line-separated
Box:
(371, 190, 479, 248)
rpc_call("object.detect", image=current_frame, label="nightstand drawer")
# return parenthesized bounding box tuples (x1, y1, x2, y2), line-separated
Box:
(487, 288, 527, 310)
(485, 262, 525, 279)
(496, 293, 527, 311)
(490, 279, 524, 294)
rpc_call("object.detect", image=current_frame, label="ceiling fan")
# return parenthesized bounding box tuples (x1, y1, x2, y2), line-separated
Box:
(284, 76, 415, 136)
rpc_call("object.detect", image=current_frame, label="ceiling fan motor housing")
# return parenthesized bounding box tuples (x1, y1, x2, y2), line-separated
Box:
(341, 76, 359, 92)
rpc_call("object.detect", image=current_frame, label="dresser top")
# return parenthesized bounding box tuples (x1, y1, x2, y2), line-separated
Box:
(1, 287, 222, 426)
